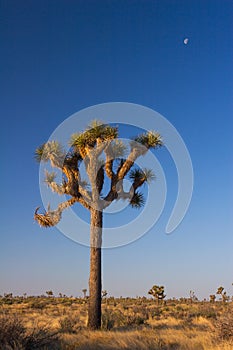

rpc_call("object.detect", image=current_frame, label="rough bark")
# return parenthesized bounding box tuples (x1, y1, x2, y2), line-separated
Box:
(87, 208, 102, 330)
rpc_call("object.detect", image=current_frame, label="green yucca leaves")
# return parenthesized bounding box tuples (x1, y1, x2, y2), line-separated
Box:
(133, 131, 163, 149)
(35, 141, 65, 163)
(129, 168, 156, 184)
(130, 191, 145, 208)
(70, 121, 118, 151)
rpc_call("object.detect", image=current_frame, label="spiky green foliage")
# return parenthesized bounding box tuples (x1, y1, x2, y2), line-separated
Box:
(142, 168, 156, 183)
(35, 143, 46, 162)
(35, 141, 65, 163)
(87, 120, 118, 140)
(129, 169, 144, 182)
(133, 131, 163, 149)
(129, 168, 156, 185)
(44, 170, 65, 195)
(44, 171, 57, 184)
(130, 191, 145, 208)
(70, 121, 118, 151)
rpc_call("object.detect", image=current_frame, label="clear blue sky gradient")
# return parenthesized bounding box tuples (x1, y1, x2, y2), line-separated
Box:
(1, 0, 232, 299)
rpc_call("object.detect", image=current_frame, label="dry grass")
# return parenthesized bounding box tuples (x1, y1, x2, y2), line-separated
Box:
(0, 296, 232, 350)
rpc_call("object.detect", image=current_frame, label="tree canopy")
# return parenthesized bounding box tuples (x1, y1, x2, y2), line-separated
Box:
(34, 120, 163, 226)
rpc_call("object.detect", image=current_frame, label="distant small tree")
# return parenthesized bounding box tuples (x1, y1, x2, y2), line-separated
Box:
(148, 285, 166, 305)
(82, 289, 87, 298)
(222, 292, 230, 303)
(46, 290, 53, 297)
(217, 286, 224, 296)
(210, 294, 216, 303)
(216, 286, 229, 303)
(189, 290, 198, 303)
(4, 293, 13, 299)
(102, 290, 108, 298)
(102, 290, 108, 306)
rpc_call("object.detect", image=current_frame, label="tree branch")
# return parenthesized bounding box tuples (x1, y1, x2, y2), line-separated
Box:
(46, 181, 65, 195)
(116, 145, 143, 180)
(34, 194, 91, 228)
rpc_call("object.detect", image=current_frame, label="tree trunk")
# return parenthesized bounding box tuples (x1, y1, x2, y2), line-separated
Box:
(87, 208, 102, 330)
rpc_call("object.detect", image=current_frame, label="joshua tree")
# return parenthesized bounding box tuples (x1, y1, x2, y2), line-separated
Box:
(102, 290, 108, 298)
(102, 290, 108, 306)
(189, 290, 198, 303)
(148, 285, 166, 305)
(217, 286, 225, 302)
(4, 293, 13, 299)
(210, 294, 216, 303)
(34, 120, 162, 329)
(82, 289, 87, 298)
(45, 290, 53, 297)
(217, 286, 224, 296)
(216, 286, 229, 303)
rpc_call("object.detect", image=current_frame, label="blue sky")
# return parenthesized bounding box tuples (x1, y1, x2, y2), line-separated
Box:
(1, 0, 232, 299)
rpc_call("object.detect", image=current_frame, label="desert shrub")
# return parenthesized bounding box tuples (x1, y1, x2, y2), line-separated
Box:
(150, 307, 163, 319)
(139, 307, 150, 320)
(61, 299, 72, 306)
(132, 306, 142, 313)
(198, 306, 218, 319)
(175, 304, 185, 312)
(104, 310, 125, 329)
(102, 311, 115, 330)
(0, 315, 59, 350)
(178, 305, 218, 322)
(59, 315, 80, 333)
(0, 315, 25, 349)
(125, 314, 146, 326)
(122, 304, 129, 310)
(163, 306, 170, 312)
(101, 310, 147, 330)
(214, 310, 233, 341)
(2, 299, 13, 305)
(30, 301, 47, 310)
(23, 325, 59, 350)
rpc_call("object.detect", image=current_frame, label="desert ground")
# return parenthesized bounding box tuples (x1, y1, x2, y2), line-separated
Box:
(0, 294, 232, 349)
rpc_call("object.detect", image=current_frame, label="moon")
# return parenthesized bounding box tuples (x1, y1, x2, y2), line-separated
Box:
(184, 38, 189, 45)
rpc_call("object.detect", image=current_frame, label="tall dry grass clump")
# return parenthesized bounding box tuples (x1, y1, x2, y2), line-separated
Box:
(0, 315, 60, 350)
(214, 309, 233, 342)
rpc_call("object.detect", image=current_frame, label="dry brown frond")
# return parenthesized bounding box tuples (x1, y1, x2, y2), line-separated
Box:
(34, 207, 61, 227)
